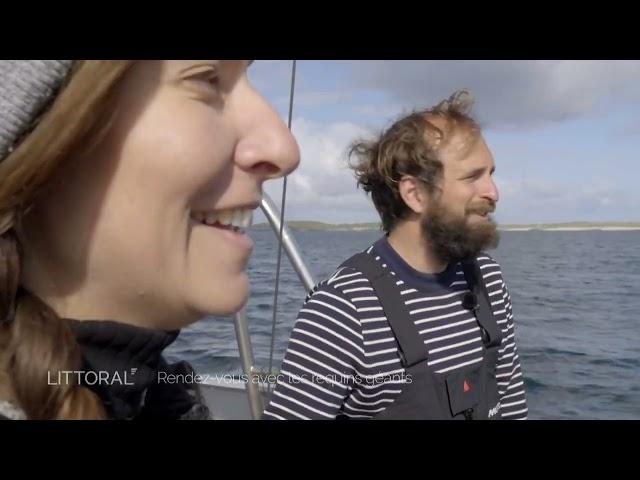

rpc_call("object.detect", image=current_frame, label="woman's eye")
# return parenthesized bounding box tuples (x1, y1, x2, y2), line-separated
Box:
(201, 73, 220, 88)
(185, 69, 220, 92)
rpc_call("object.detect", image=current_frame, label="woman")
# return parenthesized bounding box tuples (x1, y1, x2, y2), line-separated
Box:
(0, 60, 300, 420)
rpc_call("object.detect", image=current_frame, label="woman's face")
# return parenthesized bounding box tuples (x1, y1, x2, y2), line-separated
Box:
(23, 60, 300, 329)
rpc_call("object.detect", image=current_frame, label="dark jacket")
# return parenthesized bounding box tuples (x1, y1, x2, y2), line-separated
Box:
(0, 319, 211, 420)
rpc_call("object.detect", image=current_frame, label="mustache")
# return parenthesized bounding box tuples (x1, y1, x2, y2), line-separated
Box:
(467, 202, 496, 216)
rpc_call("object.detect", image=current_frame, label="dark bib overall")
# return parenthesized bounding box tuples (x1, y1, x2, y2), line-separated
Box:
(339, 253, 503, 420)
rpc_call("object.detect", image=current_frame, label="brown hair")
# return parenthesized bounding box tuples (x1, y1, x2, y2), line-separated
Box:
(0, 60, 134, 419)
(348, 90, 480, 233)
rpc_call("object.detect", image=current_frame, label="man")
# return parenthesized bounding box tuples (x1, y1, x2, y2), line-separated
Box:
(263, 91, 528, 420)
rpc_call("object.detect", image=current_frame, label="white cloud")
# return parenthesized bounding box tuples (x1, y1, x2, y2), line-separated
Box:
(263, 117, 379, 223)
(346, 60, 640, 130)
(250, 61, 640, 225)
(259, 117, 639, 225)
(493, 177, 639, 224)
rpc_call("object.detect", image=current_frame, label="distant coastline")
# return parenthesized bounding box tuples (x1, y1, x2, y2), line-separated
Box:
(252, 221, 640, 232)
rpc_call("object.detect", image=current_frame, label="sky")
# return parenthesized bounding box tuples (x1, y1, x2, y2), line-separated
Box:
(248, 60, 640, 225)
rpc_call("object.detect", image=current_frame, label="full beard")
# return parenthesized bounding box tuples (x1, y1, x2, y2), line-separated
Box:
(421, 200, 500, 264)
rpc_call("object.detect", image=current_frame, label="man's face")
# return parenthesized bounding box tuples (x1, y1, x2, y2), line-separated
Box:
(421, 132, 500, 263)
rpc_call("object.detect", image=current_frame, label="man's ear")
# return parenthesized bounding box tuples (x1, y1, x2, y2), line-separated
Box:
(398, 176, 431, 215)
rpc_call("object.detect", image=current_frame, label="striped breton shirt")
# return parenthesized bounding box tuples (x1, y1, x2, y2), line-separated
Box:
(262, 236, 528, 420)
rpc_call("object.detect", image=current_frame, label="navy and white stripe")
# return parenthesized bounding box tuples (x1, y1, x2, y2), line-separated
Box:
(263, 239, 528, 420)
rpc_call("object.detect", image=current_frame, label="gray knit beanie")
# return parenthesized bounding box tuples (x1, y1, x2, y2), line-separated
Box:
(0, 60, 74, 235)
(0, 60, 74, 161)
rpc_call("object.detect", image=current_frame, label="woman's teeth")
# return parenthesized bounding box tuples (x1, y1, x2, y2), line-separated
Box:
(191, 208, 253, 232)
